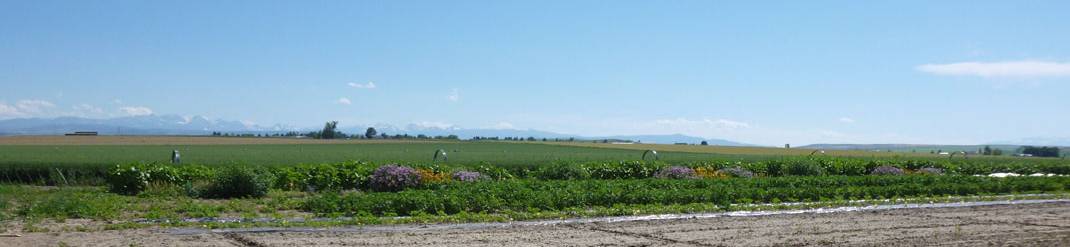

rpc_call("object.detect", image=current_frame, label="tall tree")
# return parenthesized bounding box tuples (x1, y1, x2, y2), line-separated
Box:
(321, 121, 339, 139)
(365, 127, 378, 139)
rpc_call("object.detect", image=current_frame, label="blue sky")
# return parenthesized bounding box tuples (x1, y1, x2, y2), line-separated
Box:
(2, 1, 1069, 145)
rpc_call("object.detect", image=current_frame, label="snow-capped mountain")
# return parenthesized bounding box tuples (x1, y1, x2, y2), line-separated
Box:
(0, 115, 292, 135)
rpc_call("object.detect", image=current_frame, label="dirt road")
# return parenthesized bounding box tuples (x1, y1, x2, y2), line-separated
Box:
(10, 202, 1070, 246)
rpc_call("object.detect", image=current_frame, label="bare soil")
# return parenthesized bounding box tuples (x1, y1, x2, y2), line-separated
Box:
(6, 202, 1070, 246)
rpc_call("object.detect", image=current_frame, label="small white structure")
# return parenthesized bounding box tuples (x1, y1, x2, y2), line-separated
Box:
(171, 150, 181, 164)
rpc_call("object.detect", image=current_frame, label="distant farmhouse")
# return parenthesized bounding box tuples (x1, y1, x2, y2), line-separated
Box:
(64, 131, 98, 136)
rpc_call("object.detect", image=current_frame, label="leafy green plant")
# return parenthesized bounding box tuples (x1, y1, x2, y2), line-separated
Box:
(785, 161, 824, 176)
(201, 166, 276, 198)
(532, 163, 591, 180)
(870, 166, 905, 176)
(305, 176, 1070, 217)
(106, 163, 152, 195)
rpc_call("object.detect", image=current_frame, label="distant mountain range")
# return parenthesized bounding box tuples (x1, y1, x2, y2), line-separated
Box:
(799, 144, 1021, 153)
(0, 115, 293, 135)
(991, 137, 1070, 147)
(0, 115, 748, 145)
(800, 143, 1067, 153)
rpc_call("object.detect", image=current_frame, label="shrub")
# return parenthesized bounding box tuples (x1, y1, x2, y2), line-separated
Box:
(274, 162, 375, 192)
(106, 164, 151, 195)
(305, 176, 1070, 217)
(655, 166, 697, 179)
(470, 165, 515, 180)
(870, 166, 905, 176)
(584, 161, 664, 179)
(785, 162, 824, 176)
(369, 165, 422, 192)
(452, 171, 485, 182)
(718, 167, 755, 178)
(532, 164, 591, 180)
(916, 167, 944, 175)
(202, 166, 276, 198)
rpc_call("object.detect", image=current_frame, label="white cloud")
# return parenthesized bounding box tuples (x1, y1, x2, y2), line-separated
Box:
(838, 117, 855, 123)
(917, 61, 1070, 78)
(446, 88, 460, 102)
(348, 82, 377, 89)
(337, 97, 352, 105)
(119, 106, 153, 116)
(654, 118, 751, 130)
(0, 99, 60, 118)
(15, 100, 55, 113)
(0, 103, 23, 118)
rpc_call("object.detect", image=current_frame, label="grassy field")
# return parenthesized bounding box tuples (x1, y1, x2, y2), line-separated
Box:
(0, 136, 1049, 168)
(541, 142, 936, 157)
(0, 136, 752, 167)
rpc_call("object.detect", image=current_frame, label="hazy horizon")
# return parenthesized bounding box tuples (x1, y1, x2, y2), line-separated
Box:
(3, 1, 1069, 146)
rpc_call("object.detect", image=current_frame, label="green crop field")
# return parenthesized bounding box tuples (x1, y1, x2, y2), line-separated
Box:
(0, 141, 749, 167)
(0, 136, 1060, 171)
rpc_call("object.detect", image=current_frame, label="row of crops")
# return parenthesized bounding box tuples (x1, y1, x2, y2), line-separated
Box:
(4, 157, 1070, 187)
(2, 156, 1070, 219)
(305, 176, 1070, 216)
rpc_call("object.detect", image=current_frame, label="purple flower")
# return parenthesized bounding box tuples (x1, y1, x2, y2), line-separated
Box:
(655, 166, 698, 179)
(718, 167, 755, 178)
(451, 171, 485, 182)
(369, 165, 422, 192)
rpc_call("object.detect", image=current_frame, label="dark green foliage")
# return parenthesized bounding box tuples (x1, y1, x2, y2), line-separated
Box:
(870, 166, 905, 176)
(105, 163, 213, 195)
(1021, 146, 1061, 157)
(464, 164, 515, 180)
(583, 161, 664, 179)
(201, 166, 276, 198)
(532, 163, 591, 180)
(274, 162, 375, 192)
(15, 156, 1070, 198)
(105, 164, 151, 195)
(305, 176, 1070, 217)
(785, 162, 825, 176)
(365, 127, 377, 139)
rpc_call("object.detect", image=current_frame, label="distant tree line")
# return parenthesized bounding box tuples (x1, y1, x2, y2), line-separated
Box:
(981, 145, 1004, 156)
(210, 124, 459, 140)
(471, 136, 574, 142)
(469, 136, 642, 144)
(211, 131, 303, 137)
(1019, 146, 1061, 157)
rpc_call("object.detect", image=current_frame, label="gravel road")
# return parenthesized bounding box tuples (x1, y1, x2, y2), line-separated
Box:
(9, 201, 1070, 246)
